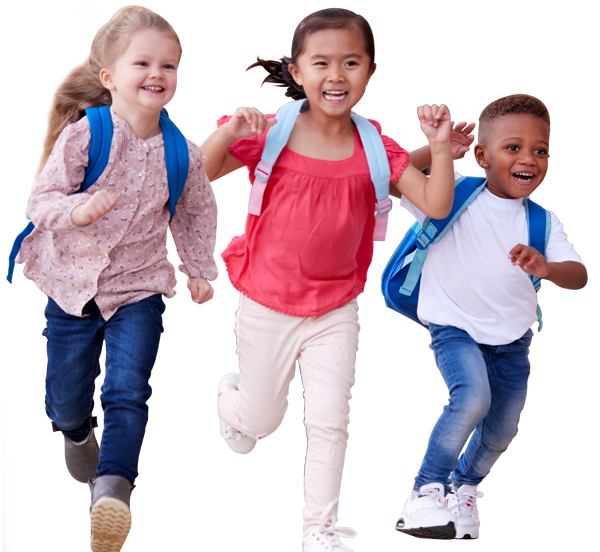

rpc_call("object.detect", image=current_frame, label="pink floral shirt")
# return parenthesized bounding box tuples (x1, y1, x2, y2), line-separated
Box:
(17, 109, 218, 319)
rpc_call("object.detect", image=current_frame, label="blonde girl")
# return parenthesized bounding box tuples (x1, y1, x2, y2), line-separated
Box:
(201, 8, 458, 552)
(13, 6, 217, 551)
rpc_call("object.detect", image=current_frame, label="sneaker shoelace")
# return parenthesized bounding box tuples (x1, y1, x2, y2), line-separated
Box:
(418, 486, 447, 508)
(314, 499, 357, 545)
(222, 425, 244, 442)
(452, 490, 484, 515)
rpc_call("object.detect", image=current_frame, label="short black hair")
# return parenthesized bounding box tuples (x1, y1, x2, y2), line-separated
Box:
(479, 94, 550, 144)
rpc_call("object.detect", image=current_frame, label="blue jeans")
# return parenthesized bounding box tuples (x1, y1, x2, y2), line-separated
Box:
(414, 324, 532, 492)
(44, 295, 165, 484)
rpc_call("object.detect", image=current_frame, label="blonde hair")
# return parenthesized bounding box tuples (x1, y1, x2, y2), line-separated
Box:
(38, 5, 181, 174)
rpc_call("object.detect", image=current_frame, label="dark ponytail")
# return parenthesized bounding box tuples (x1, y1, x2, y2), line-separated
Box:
(247, 56, 306, 100)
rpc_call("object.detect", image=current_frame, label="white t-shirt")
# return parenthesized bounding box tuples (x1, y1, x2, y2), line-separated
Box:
(400, 175, 583, 345)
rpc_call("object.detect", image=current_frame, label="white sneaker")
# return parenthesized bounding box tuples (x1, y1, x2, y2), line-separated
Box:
(303, 500, 356, 552)
(447, 484, 483, 539)
(395, 482, 456, 539)
(218, 373, 256, 454)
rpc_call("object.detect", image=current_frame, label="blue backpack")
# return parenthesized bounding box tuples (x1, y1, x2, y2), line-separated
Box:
(7, 105, 189, 283)
(381, 176, 551, 330)
(248, 99, 393, 241)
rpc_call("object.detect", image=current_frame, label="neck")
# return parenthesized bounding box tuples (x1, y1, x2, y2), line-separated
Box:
(301, 107, 354, 136)
(111, 102, 162, 140)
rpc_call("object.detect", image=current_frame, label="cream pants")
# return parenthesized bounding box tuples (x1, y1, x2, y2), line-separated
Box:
(218, 295, 360, 532)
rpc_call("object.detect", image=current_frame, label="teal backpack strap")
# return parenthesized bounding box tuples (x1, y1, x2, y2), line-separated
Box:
(7, 106, 112, 283)
(248, 99, 306, 215)
(399, 176, 487, 297)
(159, 110, 190, 219)
(524, 197, 551, 331)
(350, 113, 392, 240)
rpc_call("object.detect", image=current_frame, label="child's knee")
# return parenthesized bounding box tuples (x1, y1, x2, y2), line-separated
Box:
(450, 385, 491, 423)
(240, 405, 287, 439)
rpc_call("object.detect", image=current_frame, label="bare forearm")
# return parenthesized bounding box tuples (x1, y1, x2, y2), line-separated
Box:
(545, 261, 587, 290)
(409, 145, 431, 171)
(422, 142, 454, 218)
(200, 125, 238, 181)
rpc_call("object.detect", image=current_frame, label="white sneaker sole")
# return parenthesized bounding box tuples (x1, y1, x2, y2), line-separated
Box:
(456, 524, 479, 539)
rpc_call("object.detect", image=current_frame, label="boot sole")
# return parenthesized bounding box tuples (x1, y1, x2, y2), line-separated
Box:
(90, 497, 131, 552)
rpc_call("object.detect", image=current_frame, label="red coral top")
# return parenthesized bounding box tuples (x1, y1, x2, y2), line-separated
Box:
(218, 114, 409, 317)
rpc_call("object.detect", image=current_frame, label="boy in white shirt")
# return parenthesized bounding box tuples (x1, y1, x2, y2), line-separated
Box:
(395, 95, 587, 540)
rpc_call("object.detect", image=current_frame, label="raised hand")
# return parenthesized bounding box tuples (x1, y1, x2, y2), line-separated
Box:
(187, 277, 214, 305)
(508, 244, 550, 279)
(71, 189, 119, 226)
(417, 104, 452, 144)
(223, 107, 277, 140)
(449, 121, 476, 160)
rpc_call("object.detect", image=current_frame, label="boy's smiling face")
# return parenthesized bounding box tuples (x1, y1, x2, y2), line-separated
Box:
(475, 113, 550, 199)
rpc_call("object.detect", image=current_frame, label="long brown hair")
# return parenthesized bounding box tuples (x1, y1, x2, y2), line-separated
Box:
(38, 5, 181, 174)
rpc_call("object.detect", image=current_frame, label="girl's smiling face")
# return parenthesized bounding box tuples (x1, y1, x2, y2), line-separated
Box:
(476, 113, 550, 199)
(100, 29, 180, 119)
(288, 27, 376, 118)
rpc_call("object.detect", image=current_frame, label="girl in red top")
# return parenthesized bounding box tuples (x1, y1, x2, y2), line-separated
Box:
(201, 8, 457, 551)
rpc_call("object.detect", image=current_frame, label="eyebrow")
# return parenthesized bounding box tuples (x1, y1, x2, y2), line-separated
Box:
(309, 53, 364, 61)
(502, 136, 550, 147)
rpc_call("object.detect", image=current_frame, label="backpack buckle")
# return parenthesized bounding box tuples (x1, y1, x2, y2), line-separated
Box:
(254, 160, 273, 183)
(375, 197, 393, 216)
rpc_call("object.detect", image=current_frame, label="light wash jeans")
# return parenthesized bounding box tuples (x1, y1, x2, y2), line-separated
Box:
(414, 323, 532, 492)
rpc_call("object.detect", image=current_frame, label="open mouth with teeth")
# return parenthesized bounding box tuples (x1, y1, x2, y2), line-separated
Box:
(142, 86, 164, 93)
(513, 172, 535, 183)
(323, 90, 348, 103)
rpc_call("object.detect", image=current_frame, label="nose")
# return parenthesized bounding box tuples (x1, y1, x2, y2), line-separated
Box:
(148, 64, 164, 79)
(518, 150, 535, 165)
(327, 64, 345, 82)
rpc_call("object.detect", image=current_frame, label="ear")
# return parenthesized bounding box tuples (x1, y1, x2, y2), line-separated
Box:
(288, 63, 303, 86)
(99, 68, 116, 91)
(366, 62, 377, 84)
(474, 144, 484, 163)
(473, 144, 489, 170)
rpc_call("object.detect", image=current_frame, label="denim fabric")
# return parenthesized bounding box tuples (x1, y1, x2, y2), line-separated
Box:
(414, 324, 532, 492)
(44, 295, 165, 484)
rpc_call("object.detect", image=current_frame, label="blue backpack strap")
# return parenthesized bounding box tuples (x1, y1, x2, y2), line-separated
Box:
(350, 113, 392, 240)
(399, 176, 487, 296)
(524, 197, 551, 331)
(83, 106, 113, 191)
(159, 110, 190, 219)
(7, 106, 112, 283)
(248, 99, 307, 215)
